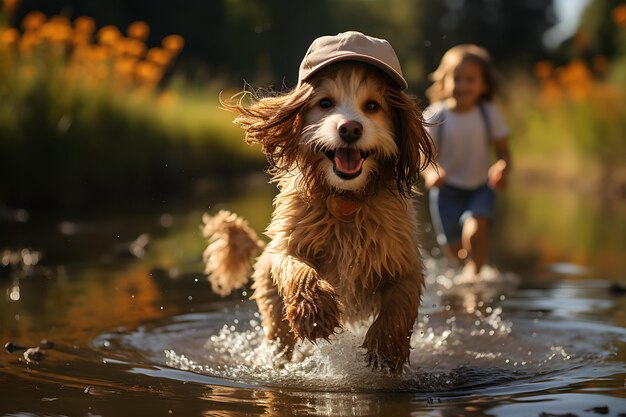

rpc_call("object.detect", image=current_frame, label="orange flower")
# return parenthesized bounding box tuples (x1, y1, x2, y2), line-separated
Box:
(74, 16, 95, 34)
(0, 28, 19, 47)
(146, 47, 171, 67)
(162, 34, 184, 53)
(612, 4, 626, 28)
(566, 59, 591, 82)
(556, 60, 592, 102)
(533, 60, 553, 80)
(97, 25, 121, 46)
(21, 11, 46, 32)
(127, 21, 149, 40)
(114, 56, 137, 78)
(135, 60, 162, 85)
(72, 32, 91, 47)
(43, 16, 72, 43)
(127, 38, 146, 58)
(85, 45, 110, 62)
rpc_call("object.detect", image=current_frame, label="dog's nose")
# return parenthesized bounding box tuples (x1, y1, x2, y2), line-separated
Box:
(338, 120, 363, 143)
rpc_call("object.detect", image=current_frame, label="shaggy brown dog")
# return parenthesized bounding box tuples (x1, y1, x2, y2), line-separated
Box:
(203, 32, 434, 371)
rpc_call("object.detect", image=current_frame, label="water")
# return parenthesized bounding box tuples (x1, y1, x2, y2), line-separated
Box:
(1, 177, 626, 416)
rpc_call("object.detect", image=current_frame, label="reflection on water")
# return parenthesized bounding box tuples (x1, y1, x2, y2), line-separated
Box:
(1, 177, 626, 416)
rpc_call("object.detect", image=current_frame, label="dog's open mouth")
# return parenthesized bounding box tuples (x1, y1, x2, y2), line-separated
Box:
(325, 148, 371, 180)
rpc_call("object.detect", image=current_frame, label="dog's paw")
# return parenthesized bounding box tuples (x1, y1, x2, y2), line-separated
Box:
(362, 325, 410, 373)
(285, 278, 342, 343)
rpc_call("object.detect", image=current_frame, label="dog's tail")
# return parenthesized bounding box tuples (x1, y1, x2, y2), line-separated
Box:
(202, 210, 265, 296)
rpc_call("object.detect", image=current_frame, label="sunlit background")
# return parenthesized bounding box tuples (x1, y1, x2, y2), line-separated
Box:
(1, 0, 624, 207)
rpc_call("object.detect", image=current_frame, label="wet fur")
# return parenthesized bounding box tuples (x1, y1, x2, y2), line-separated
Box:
(204, 62, 435, 372)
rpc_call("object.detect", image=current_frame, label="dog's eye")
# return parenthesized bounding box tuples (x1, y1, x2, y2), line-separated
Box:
(365, 101, 380, 112)
(319, 98, 333, 109)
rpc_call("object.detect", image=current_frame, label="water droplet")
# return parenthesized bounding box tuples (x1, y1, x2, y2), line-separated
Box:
(9, 285, 20, 301)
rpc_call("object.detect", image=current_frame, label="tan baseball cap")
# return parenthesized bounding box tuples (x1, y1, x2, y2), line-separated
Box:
(298, 31, 408, 90)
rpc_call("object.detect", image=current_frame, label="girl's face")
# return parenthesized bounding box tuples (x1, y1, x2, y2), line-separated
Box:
(443, 59, 488, 111)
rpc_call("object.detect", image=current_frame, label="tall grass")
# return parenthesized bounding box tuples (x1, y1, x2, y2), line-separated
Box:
(0, 7, 262, 210)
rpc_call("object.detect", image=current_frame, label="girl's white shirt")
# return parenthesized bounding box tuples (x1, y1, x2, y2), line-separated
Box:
(424, 100, 509, 189)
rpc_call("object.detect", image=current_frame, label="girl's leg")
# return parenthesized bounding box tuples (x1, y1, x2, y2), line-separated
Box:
(429, 186, 466, 263)
(461, 216, 489, 276)
(462, 185, 496, 276)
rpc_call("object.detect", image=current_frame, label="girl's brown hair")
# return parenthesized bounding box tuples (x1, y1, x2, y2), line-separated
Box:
(426, 44, 498, 103)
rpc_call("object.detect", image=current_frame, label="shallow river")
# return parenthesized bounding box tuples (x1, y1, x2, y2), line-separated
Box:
(1, 176, 625, 416)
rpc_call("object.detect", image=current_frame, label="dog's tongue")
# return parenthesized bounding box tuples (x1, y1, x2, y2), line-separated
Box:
(334, 148, 364, 174)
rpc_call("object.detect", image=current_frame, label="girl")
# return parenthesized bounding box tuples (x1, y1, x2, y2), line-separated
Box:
(422, 44, 512, 278)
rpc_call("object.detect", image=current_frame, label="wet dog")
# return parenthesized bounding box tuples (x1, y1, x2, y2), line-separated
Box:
(203, 32, 434, 371)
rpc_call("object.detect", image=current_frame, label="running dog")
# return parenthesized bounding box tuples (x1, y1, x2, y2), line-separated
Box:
(203, 31, 434, 371)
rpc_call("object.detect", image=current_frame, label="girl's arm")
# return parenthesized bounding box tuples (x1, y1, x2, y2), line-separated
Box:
(423, 162, 446, 189)
(488, 138, 511, 189)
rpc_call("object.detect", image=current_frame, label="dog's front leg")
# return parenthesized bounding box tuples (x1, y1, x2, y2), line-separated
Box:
(362, 273, 422, 372)
(273, 256, 343, 343)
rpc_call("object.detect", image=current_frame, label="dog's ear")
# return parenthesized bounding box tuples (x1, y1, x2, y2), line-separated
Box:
(220, 84, 315, 170)
(386, 89, 435, 196)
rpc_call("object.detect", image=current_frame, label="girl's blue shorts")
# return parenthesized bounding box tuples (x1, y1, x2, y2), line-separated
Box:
(429, 183, 495, 246)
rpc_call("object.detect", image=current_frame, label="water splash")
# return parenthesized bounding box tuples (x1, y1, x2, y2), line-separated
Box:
(157, 259, 602, 392)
